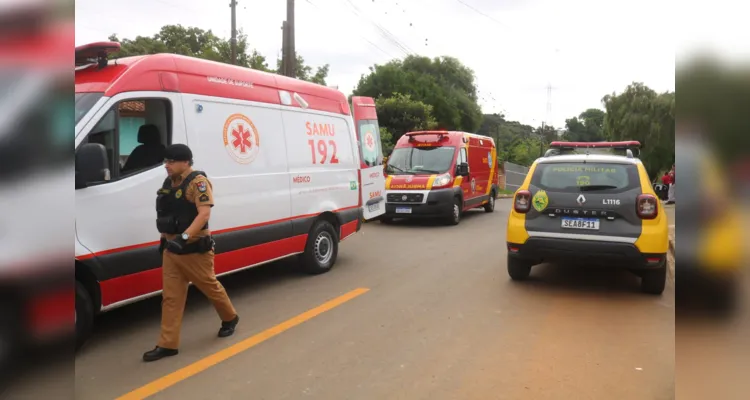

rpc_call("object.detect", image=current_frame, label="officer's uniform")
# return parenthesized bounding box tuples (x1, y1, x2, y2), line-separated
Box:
(144, 144, 238, 361)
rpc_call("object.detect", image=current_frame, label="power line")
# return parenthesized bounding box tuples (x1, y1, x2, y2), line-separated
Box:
(454, 0, 506, 28)
(304, 0, 394, 59)
(343, 0, 413, 57)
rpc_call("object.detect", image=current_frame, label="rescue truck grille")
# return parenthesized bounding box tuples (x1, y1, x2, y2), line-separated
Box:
(387, 193, 424, 203)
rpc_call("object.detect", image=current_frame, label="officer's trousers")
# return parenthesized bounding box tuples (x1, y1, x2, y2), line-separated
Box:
(157, 249, 237, 349)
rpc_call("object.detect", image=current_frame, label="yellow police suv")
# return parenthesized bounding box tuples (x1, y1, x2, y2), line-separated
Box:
(506, 141, 669, 295)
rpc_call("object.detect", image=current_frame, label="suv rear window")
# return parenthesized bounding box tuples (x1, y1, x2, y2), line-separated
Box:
(531, 162, 640, 193)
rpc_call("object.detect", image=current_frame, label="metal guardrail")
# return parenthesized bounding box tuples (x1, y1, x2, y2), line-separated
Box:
(503, 161, 529, 191)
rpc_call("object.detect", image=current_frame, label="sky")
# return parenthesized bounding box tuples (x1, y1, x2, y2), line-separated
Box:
(74, 0, 680, 129)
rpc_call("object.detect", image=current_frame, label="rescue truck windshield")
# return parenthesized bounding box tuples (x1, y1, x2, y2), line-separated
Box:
(386, 146, 455, 175)
(75, 92, 104, 125)
(531, 162, 638, 193)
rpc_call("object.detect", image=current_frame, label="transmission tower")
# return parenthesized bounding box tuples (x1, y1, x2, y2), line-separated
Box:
(545, 82, 552, 128)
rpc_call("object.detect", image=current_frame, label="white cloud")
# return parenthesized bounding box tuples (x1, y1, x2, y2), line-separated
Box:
(75, 0, 676, 128)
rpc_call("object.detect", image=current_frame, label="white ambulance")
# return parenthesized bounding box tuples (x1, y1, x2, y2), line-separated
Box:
(74, 42, 387, 348)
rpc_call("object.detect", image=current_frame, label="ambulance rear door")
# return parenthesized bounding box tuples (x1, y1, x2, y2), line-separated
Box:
(351, 96, 386, 219)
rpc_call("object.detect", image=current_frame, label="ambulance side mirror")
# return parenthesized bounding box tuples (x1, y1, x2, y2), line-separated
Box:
(457, 163, 469, 176)
(76, 143, 110, 188)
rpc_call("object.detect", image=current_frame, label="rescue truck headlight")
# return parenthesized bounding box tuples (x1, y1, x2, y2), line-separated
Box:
(432, 173, 452, 188)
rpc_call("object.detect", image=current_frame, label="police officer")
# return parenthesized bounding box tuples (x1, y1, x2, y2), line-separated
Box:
(143, 143, 239, 362)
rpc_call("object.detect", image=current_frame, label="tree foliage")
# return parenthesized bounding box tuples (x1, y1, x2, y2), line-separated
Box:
(562, 108, 606, 142)
(107, 24, 329, 85)
(477, 112, 556, 166)
(374, 93, 437, 145)
(352, 55, 483, 132)
(602, 82, 675, 178)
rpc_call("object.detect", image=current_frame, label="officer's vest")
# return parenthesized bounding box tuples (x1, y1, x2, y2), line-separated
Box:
(155, 171, 209, 234)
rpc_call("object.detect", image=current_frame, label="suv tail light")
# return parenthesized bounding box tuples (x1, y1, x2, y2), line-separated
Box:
(514, 190, 532, 213)
(636, 194, 658, 219)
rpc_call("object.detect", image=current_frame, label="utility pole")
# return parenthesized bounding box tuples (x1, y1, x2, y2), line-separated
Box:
(281, 21, 288, 75)
(230, 0, 238, 65)
(285, 0, 296, 77)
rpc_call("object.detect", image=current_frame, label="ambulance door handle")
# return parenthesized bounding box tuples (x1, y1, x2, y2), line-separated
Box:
(366, 196, 383, 206)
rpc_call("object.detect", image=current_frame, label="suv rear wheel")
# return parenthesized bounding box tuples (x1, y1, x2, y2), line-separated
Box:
(640, 262, 667, 295)
(507, 257, 532, 280)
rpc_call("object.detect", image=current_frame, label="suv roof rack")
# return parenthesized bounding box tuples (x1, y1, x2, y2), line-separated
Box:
(544, 140, 641, 158)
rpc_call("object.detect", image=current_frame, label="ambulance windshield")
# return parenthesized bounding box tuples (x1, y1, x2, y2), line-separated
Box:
(75, 92, 104, 125)
(386, 146, 456, 175)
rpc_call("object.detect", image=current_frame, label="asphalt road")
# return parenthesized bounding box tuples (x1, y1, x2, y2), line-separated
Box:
(73, 199, 675, 400)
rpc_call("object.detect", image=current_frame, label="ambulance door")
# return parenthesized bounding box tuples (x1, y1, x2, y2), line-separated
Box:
(351, 96, 386, 220)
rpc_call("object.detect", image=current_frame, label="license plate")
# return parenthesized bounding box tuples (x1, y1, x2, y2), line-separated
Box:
(395, 207, 412, 214)
(367, 203, 380, 212)
(561, 217, 599, 230)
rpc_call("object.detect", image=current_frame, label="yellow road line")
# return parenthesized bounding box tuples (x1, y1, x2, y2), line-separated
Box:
(116, 287, 371, 400)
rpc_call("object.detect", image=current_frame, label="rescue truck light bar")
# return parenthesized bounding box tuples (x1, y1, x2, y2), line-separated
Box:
(75, 41, 121, 69)
(405, 131, 450, 143)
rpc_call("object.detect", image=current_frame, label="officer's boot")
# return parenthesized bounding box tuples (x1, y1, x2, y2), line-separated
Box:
(143, 346, 179, 362)
(218, 315, 239, 338)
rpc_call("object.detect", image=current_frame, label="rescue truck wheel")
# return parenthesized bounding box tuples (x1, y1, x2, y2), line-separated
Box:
(76, 280, 94, 350)
(299, 220, 339, 275)
(640, 262, 667, 295)
(507, 257, 532, 280)
(446, 197, 462, 225)
(484, 191, 496, 213)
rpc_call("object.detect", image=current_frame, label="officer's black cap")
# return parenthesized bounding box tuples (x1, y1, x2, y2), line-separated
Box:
(164, 144, 193, 162)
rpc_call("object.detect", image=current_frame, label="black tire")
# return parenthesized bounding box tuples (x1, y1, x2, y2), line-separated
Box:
(640, 263, 667, 295)
(299, 219, 339, 275)
(76, 280, 94, 351)
(484, 191, 496, 213)
(445, 197, 462, 225)
(507, 256, 532, 280)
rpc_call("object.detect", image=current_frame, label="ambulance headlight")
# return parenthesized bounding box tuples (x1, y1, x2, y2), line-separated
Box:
(432, 173, 452, 188)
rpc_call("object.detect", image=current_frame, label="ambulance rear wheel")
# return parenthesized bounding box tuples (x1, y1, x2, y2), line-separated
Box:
(299, 220, 339, 275)
(76, 280, 94, 351)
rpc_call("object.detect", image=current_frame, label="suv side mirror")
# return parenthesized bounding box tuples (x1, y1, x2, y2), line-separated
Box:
(456, 162, 469, 176)
(75, 143, 110, 189)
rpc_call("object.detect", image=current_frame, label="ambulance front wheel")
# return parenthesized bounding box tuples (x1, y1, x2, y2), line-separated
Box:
(299, 219, 339, 275)
(445, 197, 462, 226)
(484, 190, 496, 213)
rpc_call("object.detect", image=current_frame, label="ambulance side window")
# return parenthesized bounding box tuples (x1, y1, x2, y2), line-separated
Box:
(357, 119, 384, 167)
(79, 98, 172, 184)
(459, 148, 468, 166)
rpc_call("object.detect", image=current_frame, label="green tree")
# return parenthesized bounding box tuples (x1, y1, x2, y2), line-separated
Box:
(477, 113, 535, 164)
(374, 93, 437, 144)
(602, 82, 675, 178)
(275, 54, 330, 85)
(352, 55, 483, 132)
(563, 108, 606, 142)
(379, 126, 395, 155)
(107, 24, 328, 85)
